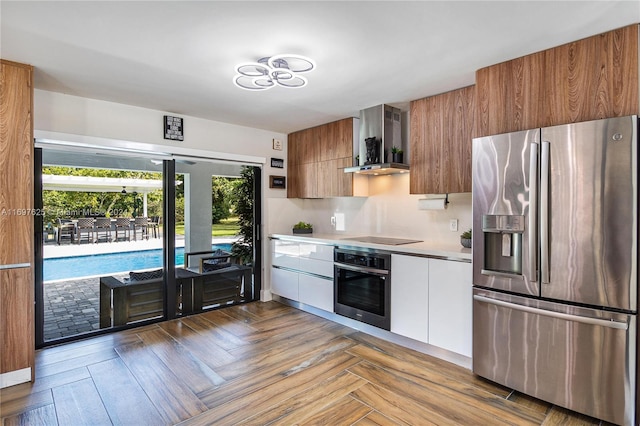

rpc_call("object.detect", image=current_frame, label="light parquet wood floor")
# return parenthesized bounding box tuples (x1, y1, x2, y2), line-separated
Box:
(1, 301, 613, 425)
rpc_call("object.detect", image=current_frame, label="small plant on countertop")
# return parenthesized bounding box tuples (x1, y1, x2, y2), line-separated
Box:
(293, 221, 313, 230)
(292, 221, 313, 234)
(460, 229, 472, 248)
(391, 146, 403, 154)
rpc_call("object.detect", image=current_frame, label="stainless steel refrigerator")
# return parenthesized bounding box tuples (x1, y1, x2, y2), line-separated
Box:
(472, 115, 638, 426)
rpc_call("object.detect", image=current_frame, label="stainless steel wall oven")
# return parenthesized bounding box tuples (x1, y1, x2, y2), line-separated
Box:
(334, 247, 391, 330)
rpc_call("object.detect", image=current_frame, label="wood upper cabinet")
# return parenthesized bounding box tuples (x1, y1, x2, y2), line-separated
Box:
(288, 118, 361, 198)
(410, 85, 475, 195)
(0, 59, 34, 383)
(477, 24, 639, 136)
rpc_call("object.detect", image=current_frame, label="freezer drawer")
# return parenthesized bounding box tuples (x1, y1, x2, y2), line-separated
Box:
(473, 289, 636, 426)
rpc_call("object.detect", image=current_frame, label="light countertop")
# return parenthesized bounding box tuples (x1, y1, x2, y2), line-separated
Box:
(269, 233, 471, 262)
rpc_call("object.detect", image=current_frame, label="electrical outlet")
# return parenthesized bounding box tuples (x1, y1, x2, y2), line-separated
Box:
(449, 219, 458, 232)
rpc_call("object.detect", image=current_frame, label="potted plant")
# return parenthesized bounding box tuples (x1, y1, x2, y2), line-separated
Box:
(292, 221, 313, 234)
(391, 146, 404, 163)
(460, 229, 472, 248)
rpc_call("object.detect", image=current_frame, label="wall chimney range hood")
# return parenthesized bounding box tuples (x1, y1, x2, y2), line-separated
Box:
(344, 104, 409, 176)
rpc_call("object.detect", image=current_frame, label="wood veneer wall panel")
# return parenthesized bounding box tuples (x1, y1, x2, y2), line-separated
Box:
(0, 60, 33, 266)
(0, 268, 34, 375)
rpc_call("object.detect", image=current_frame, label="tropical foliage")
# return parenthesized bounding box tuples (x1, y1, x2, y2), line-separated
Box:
(231, 166, 254, 265)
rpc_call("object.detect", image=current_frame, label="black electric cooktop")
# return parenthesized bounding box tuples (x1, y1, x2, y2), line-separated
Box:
(340, 236, 423, 246)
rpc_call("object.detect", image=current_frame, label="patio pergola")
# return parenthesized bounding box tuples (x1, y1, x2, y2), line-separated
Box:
(42, 175, 173, 217)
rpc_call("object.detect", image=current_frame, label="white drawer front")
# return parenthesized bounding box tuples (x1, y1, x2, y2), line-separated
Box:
(299, 274, 334, 312)
(299, 243, 334, 261)
(272, 240, 300, 269)
(298, 257, 333, 278)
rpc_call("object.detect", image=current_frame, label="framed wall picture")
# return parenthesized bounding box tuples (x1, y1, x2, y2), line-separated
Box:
(164, 115, 184, 141)
(269, 175, 286, 189)
(271, 158, 284, 168)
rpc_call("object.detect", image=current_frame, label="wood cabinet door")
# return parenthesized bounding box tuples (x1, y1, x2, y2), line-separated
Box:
(476, 51, 546, 137)
(545, 24, 639, 126)
(411, 87, 474, 195)
(476, 24, 639, 137)
(0, 60, 33, 266)
(443, 86, 475, 193)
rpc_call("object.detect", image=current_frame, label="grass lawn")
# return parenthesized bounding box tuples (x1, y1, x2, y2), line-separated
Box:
(175, 217, 239, 236)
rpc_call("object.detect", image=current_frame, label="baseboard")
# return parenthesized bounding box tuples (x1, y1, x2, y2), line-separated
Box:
(0, 367, 32, 389)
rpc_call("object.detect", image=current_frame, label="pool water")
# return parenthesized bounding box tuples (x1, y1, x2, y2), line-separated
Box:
(43, 243, 233, 281)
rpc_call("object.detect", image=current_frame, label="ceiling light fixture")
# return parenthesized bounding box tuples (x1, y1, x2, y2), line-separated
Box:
(233, 54, 315, 91)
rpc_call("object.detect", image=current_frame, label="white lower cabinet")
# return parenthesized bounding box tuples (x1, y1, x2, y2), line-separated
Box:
(390, 254, 429, 343)
(271, 267, 299, 301)
(428, 259, 472, 357)
(299, 274, 334, 312)
(270, 239, 334, 313)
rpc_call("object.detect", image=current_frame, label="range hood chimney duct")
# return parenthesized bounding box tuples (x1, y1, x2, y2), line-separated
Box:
(344, 104, 409, 175)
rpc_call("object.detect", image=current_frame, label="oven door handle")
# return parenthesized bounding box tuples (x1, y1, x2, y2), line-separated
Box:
(334, 262, 389, 276)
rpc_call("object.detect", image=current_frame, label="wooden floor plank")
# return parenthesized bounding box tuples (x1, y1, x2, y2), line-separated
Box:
(354, 410, 403, 426)
(158, 319, 235, 368)
(4, 301, 611, 426)
(350, 331, 512, 398)
(351, 382, 444, 426)
(137, 328, 226, 394)
(237, 370, 366, 425)
(222, 330, 358, 380)
(349, 355, 543, 425)
(35, 347, 118, 379)
(198, 308, 258, 336)
(0, 389, 53, 419)
(2, 403, 58, 426)
(35, 332, 142, 367)
(197, 336, 357, 406)
(182, 353, 362, 425)
(179, 314, 247, 351)
(51, 377, 111, 426)
(88, 357, 166, 426)
(0, 367, 90, 405)
(299, 395, 372, 426)
(115, 341, 208, 424)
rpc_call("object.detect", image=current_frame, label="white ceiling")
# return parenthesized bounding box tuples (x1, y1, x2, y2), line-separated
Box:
(2, 1, 639, 134)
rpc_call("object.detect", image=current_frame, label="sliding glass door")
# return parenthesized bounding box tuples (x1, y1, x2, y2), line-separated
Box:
(35, 144, 262, 347)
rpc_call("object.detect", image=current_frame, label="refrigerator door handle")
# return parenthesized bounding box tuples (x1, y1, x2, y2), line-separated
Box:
(540, 141, 550, 284)
(473, 295, 628, 330)
(529, 143, 538, 283)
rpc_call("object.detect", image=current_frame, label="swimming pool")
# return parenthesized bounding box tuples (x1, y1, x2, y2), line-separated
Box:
(43, 243, 233, 281)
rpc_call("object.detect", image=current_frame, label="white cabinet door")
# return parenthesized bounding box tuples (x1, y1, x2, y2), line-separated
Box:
(271, 267, 299, 301)
(299, 274, 334, 312)
(390, 254, 429, 343)
(299, 242, 334, 261)
(428, 259, 472, 357)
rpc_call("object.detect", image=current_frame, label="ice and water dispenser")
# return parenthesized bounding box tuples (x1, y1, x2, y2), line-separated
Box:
(481, 215, 525, 276)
